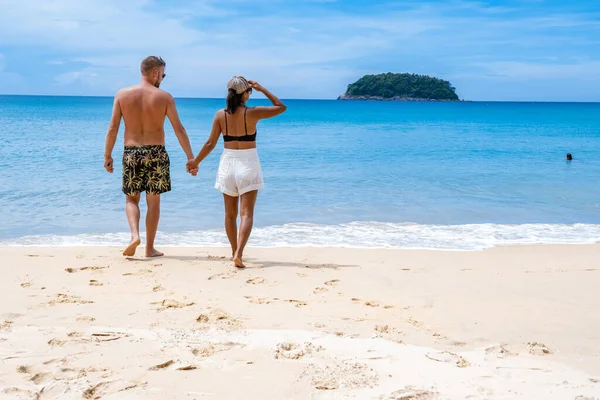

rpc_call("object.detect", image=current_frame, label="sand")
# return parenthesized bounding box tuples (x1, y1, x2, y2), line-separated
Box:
(0, 244, 599, 399)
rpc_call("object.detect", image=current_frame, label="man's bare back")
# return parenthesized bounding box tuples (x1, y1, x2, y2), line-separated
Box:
(117, 84, 170, 146)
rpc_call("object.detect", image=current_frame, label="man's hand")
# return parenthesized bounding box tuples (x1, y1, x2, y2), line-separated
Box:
(248, 80, 265, 93)
(186, 159, 199, 176)
(104, 156, 114, 173)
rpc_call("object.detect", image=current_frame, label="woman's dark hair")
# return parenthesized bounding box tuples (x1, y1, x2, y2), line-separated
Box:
(226, 89, 244, 114)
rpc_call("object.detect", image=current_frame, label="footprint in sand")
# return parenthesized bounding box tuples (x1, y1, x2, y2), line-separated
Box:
(380, 387, 438, 399)
(324, 279, 340, 286)
(246, 277, 265, 285)
(208, 272, 236, 280)
(89, 280, 103, 287)
(82, 380, 143, 398)
(17, 365, 31, 374)
(408, 318, 424, 328)
(193, 342, 244, 358)
(365, 301, 380, 307)
(177, 365, 197, 371)
(244, 296, 272, 304)
(31, 372, 54, 384)
(47, 338, 66, 347)
(154, 299, 195, 312)
(65, 266, 109, 274)
(208, 255, 227, 260)
(149, 360, 198, 372)
(527, 342, 552, 355)
(149, 360, 175, 371)
(76, 316, 96, 323)
(0, 320, 14, 331)
(47, 293, 93, 306)
(91, 332, 130, 342)
(285, 299, 308, 307)
(195, 308, 243, 331)
(274, 342, 324, 360)
(485, 344, 516, 358)
(313, 287, 329, 294)
(425, 351, 470, 368)
(152, 285, 164, 292)
(374, 325, 401, 335)
(2, 387, 38, 399)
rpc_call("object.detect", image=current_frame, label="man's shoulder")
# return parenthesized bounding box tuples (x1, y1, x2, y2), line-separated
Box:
(114, 85, 139, 98)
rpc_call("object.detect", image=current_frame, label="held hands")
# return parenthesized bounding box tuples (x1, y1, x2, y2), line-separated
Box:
(248, 80, 265, 93)
(186, 159, 199, 176)
(104, 156, 114, 173)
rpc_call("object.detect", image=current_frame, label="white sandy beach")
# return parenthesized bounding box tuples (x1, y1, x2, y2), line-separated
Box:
(1, 244, 599, 399)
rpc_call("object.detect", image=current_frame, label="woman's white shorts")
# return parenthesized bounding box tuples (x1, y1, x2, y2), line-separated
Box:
(215, 148, 264, 197)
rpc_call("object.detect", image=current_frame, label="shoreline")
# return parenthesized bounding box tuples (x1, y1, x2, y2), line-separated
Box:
(1, 244, 599, 398)
(2, 222, 600, 251)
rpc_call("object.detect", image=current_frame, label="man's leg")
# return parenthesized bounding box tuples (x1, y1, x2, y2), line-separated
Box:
(233, 190, 258, 268)
(223, 194, 239, 258)
(145, 194, 163, 257)
(123, 194, 142, 256)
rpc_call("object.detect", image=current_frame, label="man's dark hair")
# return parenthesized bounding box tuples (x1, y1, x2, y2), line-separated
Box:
(140, 56, 166, 75)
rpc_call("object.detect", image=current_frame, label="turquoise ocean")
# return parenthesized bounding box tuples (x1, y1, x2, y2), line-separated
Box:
(1, 95, 599, 250)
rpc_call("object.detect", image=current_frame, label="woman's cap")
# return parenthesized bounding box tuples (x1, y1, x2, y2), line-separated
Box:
(227, 76, 251, 94)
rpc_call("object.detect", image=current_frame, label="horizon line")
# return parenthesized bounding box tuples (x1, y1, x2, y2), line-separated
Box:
(0, 93, 599, 104)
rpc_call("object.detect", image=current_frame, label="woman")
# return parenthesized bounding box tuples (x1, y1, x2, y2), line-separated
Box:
(190, 76, 286, 268)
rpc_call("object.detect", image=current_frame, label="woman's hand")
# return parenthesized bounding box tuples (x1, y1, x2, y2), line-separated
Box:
(186, 159, 199, 176)
(248, 80, 265, 93)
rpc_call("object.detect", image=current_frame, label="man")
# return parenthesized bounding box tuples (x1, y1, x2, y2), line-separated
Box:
(104, 56, 198, 257)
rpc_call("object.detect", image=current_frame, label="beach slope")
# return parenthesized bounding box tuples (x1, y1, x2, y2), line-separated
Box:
(1, 245, 599, 399)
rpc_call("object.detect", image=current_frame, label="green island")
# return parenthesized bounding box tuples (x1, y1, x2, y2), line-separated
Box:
(338, 72, 460, 101)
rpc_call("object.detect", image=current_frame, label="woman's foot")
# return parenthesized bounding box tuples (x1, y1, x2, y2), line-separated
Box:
(122, 237, 141, 256)
(145, 247, 164, 258)
(233, 253, 245, 268)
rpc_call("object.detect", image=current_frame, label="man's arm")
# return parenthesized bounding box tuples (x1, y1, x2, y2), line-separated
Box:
(191, 112, 222, 166)
(104, 94, 122, 173)
(166, 94, 194, 161)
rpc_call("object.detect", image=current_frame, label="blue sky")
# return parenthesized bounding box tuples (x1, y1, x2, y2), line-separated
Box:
(0, 0, 599, 101)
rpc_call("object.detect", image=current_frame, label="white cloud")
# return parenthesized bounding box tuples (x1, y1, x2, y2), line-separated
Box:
(0, 0, 206, 51)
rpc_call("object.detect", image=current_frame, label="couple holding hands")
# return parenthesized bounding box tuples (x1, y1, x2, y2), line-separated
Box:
(103, 56, 286, 268)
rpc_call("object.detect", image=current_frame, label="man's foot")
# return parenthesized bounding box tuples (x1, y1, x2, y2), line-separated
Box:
(122, 237, 141, 257)
(233, 255, 245, 268)
(145, 247, 164, 258)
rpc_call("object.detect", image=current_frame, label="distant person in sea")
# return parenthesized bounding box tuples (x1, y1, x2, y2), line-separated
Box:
(188, 77, 286, 268)
(566, 153, 573, 161)
(103, 56, 198, 258)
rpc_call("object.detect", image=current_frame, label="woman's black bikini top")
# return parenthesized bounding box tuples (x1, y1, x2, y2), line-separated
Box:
(223, 108, 257, 142)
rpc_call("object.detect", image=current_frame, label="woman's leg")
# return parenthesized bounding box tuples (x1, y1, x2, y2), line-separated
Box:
(233, 190, 258, 268)
(223, 194, 239, 258)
